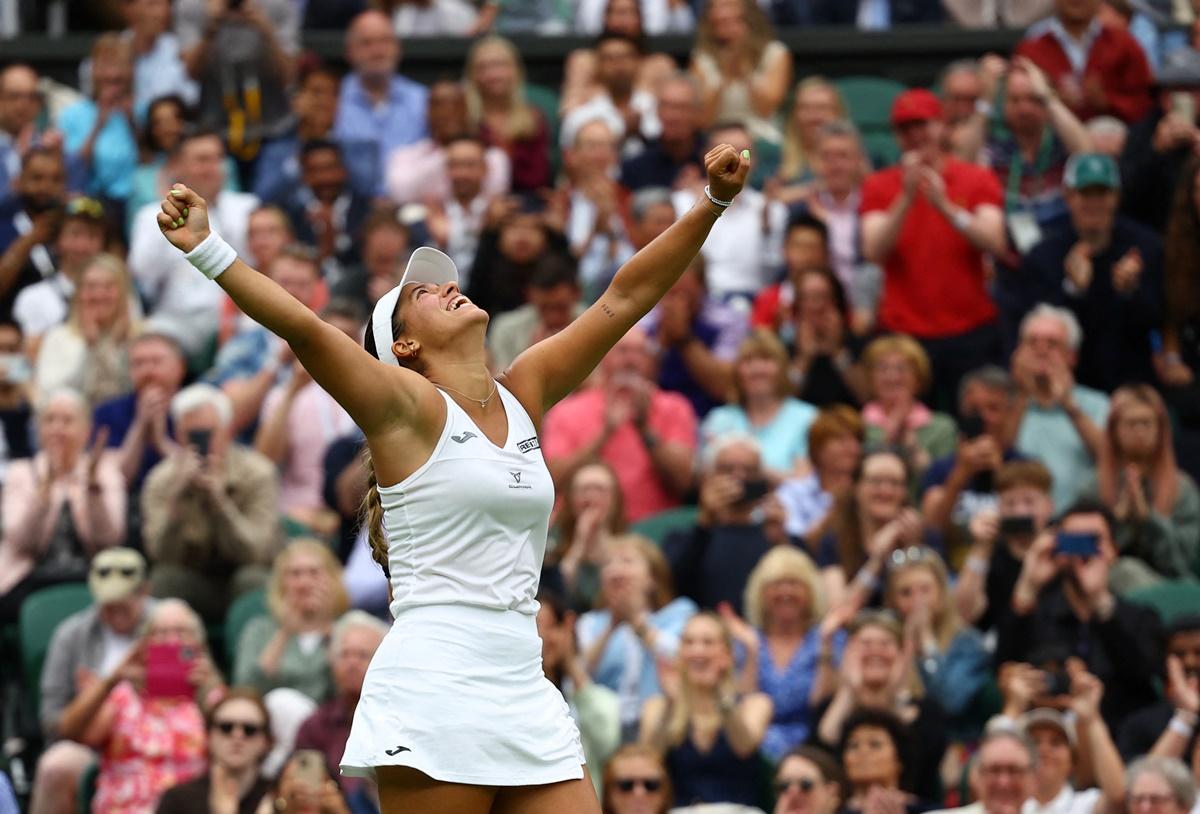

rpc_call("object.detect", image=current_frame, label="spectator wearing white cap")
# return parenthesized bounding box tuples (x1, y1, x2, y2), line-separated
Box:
(29, 548, 155, 814)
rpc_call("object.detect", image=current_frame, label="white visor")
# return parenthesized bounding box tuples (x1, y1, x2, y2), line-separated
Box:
(371, 247, 460, 366)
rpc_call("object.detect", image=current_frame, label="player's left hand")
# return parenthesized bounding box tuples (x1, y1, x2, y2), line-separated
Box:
(704, 143, 750, 203)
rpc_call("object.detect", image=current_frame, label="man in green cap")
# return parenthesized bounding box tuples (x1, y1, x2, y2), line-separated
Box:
(1011, 151, 1163, 393)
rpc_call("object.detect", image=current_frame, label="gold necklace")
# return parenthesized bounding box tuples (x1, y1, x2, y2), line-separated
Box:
(434, 378, 498, 409)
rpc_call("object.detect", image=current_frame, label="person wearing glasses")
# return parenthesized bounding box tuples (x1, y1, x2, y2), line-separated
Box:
(601, 744, 672, 814)
(929, 728, 1036, 814)
(884, 546, 989, 738)
(156, 689, 275, 814)
(772, 745, 842, 814)
(1123, 757, 1195, 814)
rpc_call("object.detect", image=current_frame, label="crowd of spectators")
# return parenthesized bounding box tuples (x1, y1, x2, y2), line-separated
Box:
(3, 0, 1200, 812)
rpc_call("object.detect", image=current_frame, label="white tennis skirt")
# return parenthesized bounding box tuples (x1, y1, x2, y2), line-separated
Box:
(340, 603, 585, 786)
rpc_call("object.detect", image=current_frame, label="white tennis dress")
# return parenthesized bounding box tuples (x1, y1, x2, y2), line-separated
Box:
(340, 382, 585, 785)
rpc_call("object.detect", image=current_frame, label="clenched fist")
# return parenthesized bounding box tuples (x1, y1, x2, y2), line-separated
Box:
(704, 143, 751, 203)
(157, 184, 211, 254)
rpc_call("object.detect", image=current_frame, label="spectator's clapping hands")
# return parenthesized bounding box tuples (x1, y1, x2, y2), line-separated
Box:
(979, 54, 1008, 104)
(717, 601, 759, 654)
(1064, 242, 1093, 293)
(1166, 654, 1200, 715)
(862, 786, 912, 814)
(1153, 112, 1198, 155)
(1111, 247, 1144, 294)
(1066, 658, 1104, 723)
(868, 508, 922, 560)
(998, 661, 1044, 717)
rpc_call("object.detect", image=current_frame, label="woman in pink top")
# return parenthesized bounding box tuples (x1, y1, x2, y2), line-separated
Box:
(57, 598, 218, 814)
(0, 387, 126, 623)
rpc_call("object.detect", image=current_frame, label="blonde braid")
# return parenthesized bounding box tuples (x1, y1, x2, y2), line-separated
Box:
(359, 448, 389, 577)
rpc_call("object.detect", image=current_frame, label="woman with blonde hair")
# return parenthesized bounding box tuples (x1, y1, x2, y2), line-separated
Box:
(578, 534, 697, 738)
(725, 546, 845, 761)
(861, 335, 957, 478)
(639, 612, 773, 807)
(883, 546, 988, 736)
(233, 538, 350, 702)
(34, 253, 140, 406)
(700, 329, 819, 479)
(465, 35, 551, 191)
(689, 0, 792, 142)
(1094, 384, 1200, 590)
(777, 78, 848, 188)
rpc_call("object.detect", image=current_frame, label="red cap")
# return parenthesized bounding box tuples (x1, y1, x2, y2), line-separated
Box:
(890, 89, 943, 127)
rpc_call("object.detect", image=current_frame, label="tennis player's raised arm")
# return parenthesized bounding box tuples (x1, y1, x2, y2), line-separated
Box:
(156, 185, 419, 436)
(504, 144, 750, 413)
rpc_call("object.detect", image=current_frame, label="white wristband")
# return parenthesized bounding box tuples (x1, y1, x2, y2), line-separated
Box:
(184, 232, 237, 280)
(1168, 713, 1196, 738)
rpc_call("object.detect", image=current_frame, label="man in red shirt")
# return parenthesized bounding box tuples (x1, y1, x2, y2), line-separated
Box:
(542, 326, 697, 522)
(861, 88, 1007, 410)
(1014, 0, 1152, 124)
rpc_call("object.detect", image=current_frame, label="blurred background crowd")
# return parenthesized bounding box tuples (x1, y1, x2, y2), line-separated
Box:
(2, 0, 1200, 812)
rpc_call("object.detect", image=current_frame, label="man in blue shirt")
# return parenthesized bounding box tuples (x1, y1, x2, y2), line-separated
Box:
(334, 10, 428, 193)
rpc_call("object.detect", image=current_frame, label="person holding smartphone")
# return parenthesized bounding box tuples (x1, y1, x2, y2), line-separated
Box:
(156, 689, 274, 814)
(663, 433, 795, 614)
(140, 383, 280, 622)
(953, 459, 1056, 633)
(56, 598, 219, 814)
(995, 499, 1164, 729)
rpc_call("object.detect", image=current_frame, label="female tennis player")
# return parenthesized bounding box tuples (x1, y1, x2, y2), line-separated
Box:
(157, 144, 748, 813)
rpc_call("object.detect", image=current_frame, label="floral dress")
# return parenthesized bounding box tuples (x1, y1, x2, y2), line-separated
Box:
(92, 681, 207, 814)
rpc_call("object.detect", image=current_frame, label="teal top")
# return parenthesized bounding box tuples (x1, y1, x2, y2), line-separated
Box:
(1016, 385, 1110, 510)
(700, 398, 819, 473)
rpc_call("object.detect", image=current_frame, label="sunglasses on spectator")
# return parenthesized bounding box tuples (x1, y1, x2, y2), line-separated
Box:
(776, 777, 818, 794)
(92, 566, 140, 579)
(213, 720, 265, 737)
(889, 546, 933, 570)
(614, 777, 663, 793)
(66, 197, 105, 219)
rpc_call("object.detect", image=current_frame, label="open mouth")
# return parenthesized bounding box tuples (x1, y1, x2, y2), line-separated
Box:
(447, 295, 470, 311)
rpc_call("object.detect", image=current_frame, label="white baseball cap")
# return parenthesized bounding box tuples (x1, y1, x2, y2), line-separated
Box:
(371, 247, 460, 365)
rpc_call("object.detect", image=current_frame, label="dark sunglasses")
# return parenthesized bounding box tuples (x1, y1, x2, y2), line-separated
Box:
(614, 777, 663, 793)
(776, 777, 818, 794)
(213, 720, 265, 737)
(93, 566, 140, 579)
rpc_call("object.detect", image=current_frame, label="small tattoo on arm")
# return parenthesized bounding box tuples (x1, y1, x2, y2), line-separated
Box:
(601, 303, 615, 318)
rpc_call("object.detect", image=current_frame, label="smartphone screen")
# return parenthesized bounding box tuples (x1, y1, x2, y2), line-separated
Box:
(290, 750, 329, 792)
(959, 413, 986, 440)
(1055, 531, 1099, 558)
(186, 429, 212, 457)
(999, 515, 1035, 537)
(739, 478, 770, 505)
(144, 643, 195, 698)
